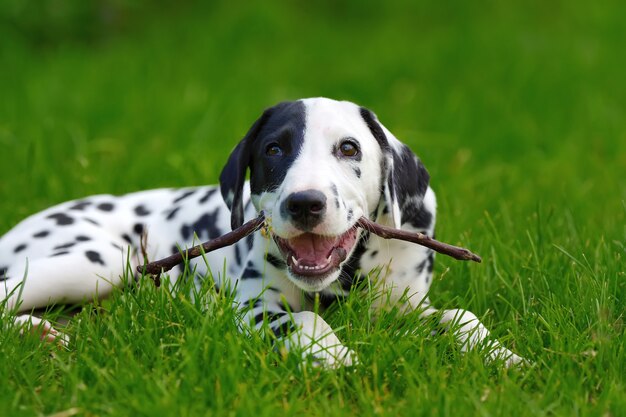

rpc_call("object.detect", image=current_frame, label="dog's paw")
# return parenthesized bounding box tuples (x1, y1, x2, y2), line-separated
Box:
(308, 345, 358, 369)
(16, 315, 70, 347)
(488, 347, 529, 368)
(284, 311, 358, 369)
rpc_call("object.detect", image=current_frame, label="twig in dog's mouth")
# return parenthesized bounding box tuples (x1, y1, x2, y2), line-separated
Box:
(355, 217, 482, 263)
(137, 212, 267, 281)
(138, 212, 481, 284)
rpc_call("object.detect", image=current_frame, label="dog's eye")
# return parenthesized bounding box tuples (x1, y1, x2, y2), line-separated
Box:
(338, 140, 359, 158)
(266, 143, 283, 157)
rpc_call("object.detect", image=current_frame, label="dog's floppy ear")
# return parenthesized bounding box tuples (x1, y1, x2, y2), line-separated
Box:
(220, 108, 273, 230)
(360, 107, 431, 230)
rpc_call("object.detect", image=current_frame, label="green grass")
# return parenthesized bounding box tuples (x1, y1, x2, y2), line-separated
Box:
(1, 1, 625, 416)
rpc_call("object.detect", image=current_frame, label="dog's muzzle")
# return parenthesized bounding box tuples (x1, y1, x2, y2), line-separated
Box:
(274, 189, 358, 279)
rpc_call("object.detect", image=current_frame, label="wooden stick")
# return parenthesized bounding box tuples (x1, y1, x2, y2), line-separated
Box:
(138, 212, 482, 283)
(137, 212, 267, 277)
(356, 217, 482, 263)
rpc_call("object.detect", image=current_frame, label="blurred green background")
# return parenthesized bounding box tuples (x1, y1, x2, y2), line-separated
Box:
(1, 0, 624, 233)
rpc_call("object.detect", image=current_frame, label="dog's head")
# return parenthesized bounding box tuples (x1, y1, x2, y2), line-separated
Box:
(220, 98, 430, 291)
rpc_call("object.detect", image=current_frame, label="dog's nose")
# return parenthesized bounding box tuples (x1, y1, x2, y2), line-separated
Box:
(281, 190, 327, 230)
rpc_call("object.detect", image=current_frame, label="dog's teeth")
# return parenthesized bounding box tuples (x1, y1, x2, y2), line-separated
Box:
(291, 256, 299, 266)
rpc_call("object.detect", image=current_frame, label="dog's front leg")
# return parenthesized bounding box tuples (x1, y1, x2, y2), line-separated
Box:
(420, 306, 524, 367)
(376, 244, 524, 367)
(235, 259, 355, 368)
(279, 311, 356, 367)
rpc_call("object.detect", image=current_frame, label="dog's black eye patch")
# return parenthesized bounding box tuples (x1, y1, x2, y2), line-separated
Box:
(261, 129, 294, 158)
(248, 102, 306, 197)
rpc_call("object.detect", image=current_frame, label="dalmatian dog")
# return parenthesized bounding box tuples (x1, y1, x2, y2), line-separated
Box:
(0, 97, 523, 367)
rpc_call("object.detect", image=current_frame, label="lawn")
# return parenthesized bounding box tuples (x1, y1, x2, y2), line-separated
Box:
(1, 1, 625, 416)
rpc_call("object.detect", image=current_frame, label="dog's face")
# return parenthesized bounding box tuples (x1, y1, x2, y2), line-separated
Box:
(220, 98, 430, 292)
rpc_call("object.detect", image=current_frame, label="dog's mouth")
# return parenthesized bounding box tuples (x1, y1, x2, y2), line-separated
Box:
(273, 228, 358, 278)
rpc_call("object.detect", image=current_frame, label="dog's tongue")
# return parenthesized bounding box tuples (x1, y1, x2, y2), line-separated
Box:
(274, 230, 356, 276)
(289, 233, 339, 263)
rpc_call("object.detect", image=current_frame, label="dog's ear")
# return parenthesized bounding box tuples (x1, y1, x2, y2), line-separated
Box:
(360, 107, 431, 230)
(220, 108, 273, 230)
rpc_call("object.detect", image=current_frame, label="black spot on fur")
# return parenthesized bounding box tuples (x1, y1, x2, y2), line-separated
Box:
(133, 223, 145, 235)
(415, 260, 427, 274)
(347, 208, 354, 222)
(265, 253, 286, 269)
(234, 244, 242, 266)
(85, 250, 105, 266)
(246, 233, 254, 250)
(252, 312, 265, 326)
(84, 217, 100, 226)
(280, 300, 295, 312)
(165, 207, 180, 220)
(426, 251, 434, 273)
(180, 209, 222, 241)
(241, 261, 261, 279)
(33, 230, 50, 238)
(310, 290, 347, 309)
(122, 234, 132, 244)
(370, 250, 378, 258)
(97, 202, 114, 212)
(353, 167, 361, 178)
(198, 188, 217, 204)
(180, 226, 191, 241)
(53, 242, 76, 250)
(47, 213, 74, 226)
(272, 320, 297, 337)
(254, 311, 286, 326)
(401, 201, 433, 230)
(76, 235, 91, 242)
(338, 232, 370, 292)
(69, 201, 91, 211)
(134, 205, 151, 216)
(111, 242, 123, 251)
(0, 266, 8, 278)
(391, 146, 431, 226)
(173, 190, 196, 204)
(241, 299, 263, 309)
(14, 243, 27, 253)
(51, 251, 70, 257)
(171, 245, 179, 255)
